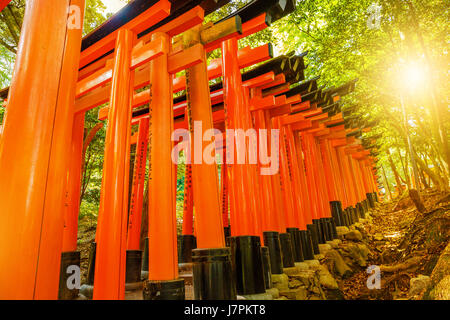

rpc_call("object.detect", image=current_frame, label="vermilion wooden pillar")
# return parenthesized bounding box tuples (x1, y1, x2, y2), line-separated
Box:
(147, 32, 179, 281)
(182, 164, 194, 235)
(302, 132, 321, 219)
(293, 130, 313, 225)
(222, 37, 259, 237)
(311, 133, 329, 218)
(278, 124, 299, 229)
(93, 28, 135, 300)
(127, 119, 149, 250)
(331, 139, 350, 208)
(329, 139, 347, 206)
(220, 161, 229, 228)
(337, 146, 358, 208)
(319, 138, 339, 203)
(62, 113, 85, 252)
(185, 27, 225, 248)
(266, 112, 285, 233)
(0, 0, 84, 299)
(285, 124, 307, 229)
(253, 109, 276, 232)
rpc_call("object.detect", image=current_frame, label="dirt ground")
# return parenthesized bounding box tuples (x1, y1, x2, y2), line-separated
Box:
(340, 189, 450, 300)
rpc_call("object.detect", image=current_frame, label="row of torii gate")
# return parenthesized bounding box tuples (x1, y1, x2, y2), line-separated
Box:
(0, 0, 379, 300)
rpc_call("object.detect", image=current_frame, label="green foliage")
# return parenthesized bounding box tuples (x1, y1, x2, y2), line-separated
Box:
(269, 0, 449, 192)
(0, 0, 111, 88)
(79, 107, 106, 219)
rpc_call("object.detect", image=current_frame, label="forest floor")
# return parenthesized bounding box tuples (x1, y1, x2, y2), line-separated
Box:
(76, 188, 450, 300)
(339, 189, 450, 300)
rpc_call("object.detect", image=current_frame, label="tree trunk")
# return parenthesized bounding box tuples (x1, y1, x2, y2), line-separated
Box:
(387, 150, 404, 195)
(408, 188, 426, 213)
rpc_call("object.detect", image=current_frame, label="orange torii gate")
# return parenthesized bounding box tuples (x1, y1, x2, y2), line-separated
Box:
(75, 9, 244, 301)
(0, 0, 86, 300)
(0, 0, 11, 13)
(0, 0, 383, 302)
(97, 12, 299, 297)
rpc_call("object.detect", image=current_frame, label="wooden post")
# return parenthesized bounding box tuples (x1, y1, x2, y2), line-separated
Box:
(62, 113, 85, 252)
(0, 0, 85, 299)
(147, 32, 179, 281)
(127, 119, 149, 250)
(184, 26, 225, 248)
(93, 28, 135, 300)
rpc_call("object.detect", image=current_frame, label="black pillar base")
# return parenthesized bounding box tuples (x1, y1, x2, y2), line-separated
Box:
(141, 237, 149, 273)
(327, 217, 338, 239)
(87, 242, 96, 285)
(353, 206, 360, 222)
(224, 226, 231, 247)
(126, 250, 143, 283)
(263, 231, 284, 274)
(143, 279, 185, 300)
(330, 201, 343, 226)
(344, 208, 352, 225)
(299, 230, 314, 260)
(306, 224, 320, 254)
(58, 251, 80, 300)
(341, 210, 348, 226)
(362, 199, 369, 213)
(373, 192, 379, 202)
(230, 236, 266, 295)
(286, 228, 304, 262)
(320, 218, 332, 242)
(261, 246, 273, 289)
(192, 247, 236, 300)
(356, 202, 366, 219)
(312, 219, 325, 244)
(366, 193, 375, 208)
(279, 233, 295, 268)
(347, 207, 355, 225)
(178, 235, 197, 263)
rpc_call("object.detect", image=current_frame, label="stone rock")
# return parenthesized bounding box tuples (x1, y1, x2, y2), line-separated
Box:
(318, 268, 339, 290)
(432, 276, 450, 300)
(266, 288, 280, 299)
(279, 287, 307, 300)
(357, 243, 370, 261)
(288, 279, 303, 289)
(336, 226, 349, 236)
(324, 249, 353, 278)
(283, 266, 301, 276)
(409, 275, 431, 296)
(314, 254, 325, 260)
(326, 240, 338, 249)
(79, 284, 93, 300)
(345, 230, 363, 241)
(331, 239, 342, 247)
(304, 259, 320, 269)
(354, 222, 363, 229)
(319, 243, 332, 254)
(294, 262, 310, 271)
(340, 243, 368, 267)
(272, 273, 289, 291)
(290, 270, 315, 287)
(242, 292, 273, 300)
(310, 284, 321, 294)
